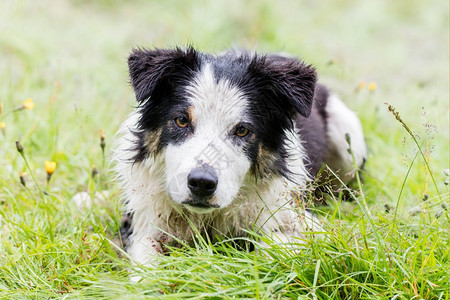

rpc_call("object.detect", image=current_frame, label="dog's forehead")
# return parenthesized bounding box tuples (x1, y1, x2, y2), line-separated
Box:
(185, 62, 248, 126)
(207, 51, 250, 81)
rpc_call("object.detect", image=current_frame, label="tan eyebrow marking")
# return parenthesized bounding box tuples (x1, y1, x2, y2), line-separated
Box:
(187, 105, 196, 124)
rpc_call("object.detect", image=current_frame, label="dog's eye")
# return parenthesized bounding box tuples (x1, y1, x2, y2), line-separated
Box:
(235, 125, 250, 137)
(175, 116, 189, 128)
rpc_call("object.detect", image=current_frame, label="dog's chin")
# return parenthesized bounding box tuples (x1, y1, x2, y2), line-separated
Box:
(181, 197, 220, 215)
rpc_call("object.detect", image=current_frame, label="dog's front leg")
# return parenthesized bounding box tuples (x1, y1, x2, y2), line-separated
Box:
(125, 232, 166, 281)
(127, 235, 165, 263)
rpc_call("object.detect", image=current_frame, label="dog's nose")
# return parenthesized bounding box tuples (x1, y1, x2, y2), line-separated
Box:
(187, 168, 218, 200)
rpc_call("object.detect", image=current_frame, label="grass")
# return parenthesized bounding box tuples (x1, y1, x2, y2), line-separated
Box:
(0, 0, 448, 298)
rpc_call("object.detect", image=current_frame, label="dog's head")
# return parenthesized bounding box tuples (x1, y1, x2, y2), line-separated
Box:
(128, 47, 316, 213)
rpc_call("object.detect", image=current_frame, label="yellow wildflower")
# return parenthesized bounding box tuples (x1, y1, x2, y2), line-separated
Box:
(23, 98, 35, 110)
(99, 129, 105, 139)
(368, 82, 377, 92)
(45, 160, 57, 175)
(0, 122, 5, 129)
(0, 102, 3, 115)
(357, 82, 366, 90)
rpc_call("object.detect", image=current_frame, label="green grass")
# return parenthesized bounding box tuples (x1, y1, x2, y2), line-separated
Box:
(0, 0, 448, 298)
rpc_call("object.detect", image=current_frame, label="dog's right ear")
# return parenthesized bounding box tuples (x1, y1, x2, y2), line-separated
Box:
(128, 47, 200, 103)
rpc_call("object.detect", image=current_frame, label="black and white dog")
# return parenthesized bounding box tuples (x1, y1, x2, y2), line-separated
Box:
(113, 47, 366, 265)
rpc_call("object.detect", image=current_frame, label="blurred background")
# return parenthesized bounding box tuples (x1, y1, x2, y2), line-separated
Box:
(0, 0, 448, 206)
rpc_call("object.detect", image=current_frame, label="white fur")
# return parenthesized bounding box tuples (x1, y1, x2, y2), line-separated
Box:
(325, 94, 367, 183)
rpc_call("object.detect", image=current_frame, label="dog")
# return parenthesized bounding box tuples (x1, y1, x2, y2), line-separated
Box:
(112, 47, 367, 266)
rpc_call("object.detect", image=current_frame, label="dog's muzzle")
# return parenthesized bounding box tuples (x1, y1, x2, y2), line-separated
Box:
(183, 167, 219, 208)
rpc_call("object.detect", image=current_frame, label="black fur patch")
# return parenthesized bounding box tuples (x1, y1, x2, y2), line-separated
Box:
(128, 47, 201, 162)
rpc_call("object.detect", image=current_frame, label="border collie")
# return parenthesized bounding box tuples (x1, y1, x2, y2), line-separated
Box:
(113, 47, 367, 266)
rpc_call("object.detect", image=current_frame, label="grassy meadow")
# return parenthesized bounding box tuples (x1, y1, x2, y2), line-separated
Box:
(0, 0, 449, 298)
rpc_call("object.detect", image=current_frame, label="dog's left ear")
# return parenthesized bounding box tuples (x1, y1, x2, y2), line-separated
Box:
(248, 55, 317, 118)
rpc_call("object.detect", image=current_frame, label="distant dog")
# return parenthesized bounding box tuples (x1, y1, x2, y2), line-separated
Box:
(113, 47, 367, 265)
